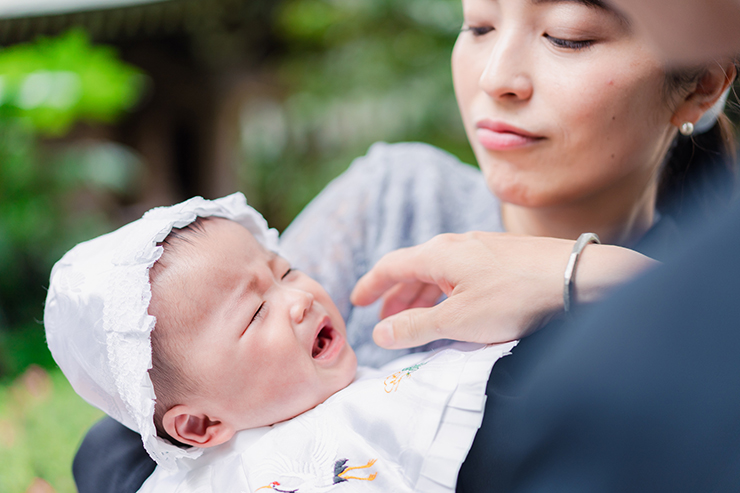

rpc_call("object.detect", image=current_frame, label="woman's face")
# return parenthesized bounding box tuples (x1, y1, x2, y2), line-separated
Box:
(453, 0, 679, 210)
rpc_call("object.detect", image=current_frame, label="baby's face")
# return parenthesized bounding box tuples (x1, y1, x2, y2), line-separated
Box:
(151, 218, 357, 430)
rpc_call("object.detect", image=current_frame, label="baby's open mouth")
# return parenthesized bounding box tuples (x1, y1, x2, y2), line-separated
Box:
(312, 325, 335, 358)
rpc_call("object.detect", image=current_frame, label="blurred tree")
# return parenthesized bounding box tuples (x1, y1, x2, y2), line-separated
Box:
(0, 29, 143, 134)
(239, 0, 474, 231)
(0, 29, 144, 379)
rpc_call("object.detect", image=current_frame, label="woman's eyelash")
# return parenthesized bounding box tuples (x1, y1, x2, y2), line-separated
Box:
(545, 34, 594, 50)
(461, 25, 494, 37)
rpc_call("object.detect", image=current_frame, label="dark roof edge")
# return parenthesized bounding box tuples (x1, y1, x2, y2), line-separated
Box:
(0, 0, 172, 20)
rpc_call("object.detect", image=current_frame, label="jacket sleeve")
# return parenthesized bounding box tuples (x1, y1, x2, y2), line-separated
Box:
(458, 201, 740, 492)
(73, 417, 155, 493)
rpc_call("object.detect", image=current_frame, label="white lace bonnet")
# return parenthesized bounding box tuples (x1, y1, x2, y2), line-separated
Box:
(44, 193, 279, 469)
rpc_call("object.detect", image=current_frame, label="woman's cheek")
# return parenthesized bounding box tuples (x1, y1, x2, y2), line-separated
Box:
(452, 43, 484, 107)
(561, 81, 625, 145)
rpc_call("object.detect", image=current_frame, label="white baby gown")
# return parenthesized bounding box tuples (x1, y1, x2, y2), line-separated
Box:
(138, 342, 516, 493)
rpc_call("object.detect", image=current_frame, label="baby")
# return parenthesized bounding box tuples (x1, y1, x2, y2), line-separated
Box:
(146, 214, 357, 448)
(45, 193, 514, 492)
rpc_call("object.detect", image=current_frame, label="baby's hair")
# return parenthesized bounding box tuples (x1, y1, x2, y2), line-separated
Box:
(148, 217, 211, 445)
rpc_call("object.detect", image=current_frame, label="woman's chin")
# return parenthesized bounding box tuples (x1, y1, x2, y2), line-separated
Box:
(489, 181, 544, 209)
(480, 166, 534, 205)
(485, 172, 573, 210)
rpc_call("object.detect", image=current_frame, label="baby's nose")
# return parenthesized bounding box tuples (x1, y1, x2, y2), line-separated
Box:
(289, 289, 314, 323)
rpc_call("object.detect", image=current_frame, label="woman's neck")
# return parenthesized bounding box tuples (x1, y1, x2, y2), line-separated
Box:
(501, 183, 658, 247)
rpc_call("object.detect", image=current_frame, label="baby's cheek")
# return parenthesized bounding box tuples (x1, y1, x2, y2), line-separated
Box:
(335, 346, 358, 391)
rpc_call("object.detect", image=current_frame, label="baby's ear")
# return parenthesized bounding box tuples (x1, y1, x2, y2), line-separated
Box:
(162, 405, 235, 448)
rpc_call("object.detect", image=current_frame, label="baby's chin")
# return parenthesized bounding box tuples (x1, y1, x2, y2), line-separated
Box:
(324, 342, 358, 397)
(342, 344, 358, 383)
(272, 358, 358, 428)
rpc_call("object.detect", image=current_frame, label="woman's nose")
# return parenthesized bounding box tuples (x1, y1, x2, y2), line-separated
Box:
(479, 29, 533, 102)
(289, 289, 314, 324)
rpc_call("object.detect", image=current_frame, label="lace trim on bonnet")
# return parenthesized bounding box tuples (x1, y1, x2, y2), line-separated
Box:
(44, 193, 279, 470)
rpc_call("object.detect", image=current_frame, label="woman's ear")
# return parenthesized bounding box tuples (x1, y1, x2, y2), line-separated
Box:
(671, 60, 737, 128)
(162, 405, 235, 448)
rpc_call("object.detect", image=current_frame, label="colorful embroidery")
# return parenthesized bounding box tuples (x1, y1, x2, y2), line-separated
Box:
(383, 361, 427, 393)
(333, 458, 377, 483)
(256, 458, 378, 491)
(256, 483, 298, 492)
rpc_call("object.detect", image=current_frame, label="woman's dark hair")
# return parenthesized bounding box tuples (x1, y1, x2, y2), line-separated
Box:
(658, 114, 737, 222)
(658, 68, 738, 225)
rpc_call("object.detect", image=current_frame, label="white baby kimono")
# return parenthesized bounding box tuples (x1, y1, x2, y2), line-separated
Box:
(138, 341, 516, 493)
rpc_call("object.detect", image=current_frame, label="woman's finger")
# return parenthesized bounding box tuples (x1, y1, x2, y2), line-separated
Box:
(380, 281, 443, 319)
(409, 283, 445, 309)
(372, 290, 500, 349)
(372, 305, 446, 349)
(378, 281, 423, 319)
(350, 245, 440, 306)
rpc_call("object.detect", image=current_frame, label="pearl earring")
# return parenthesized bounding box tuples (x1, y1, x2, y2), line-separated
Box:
(680, 121, 695, 136)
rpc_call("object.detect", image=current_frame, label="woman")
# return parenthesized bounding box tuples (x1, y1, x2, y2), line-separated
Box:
(72, 1, 737, 491)
(351, 0, 738, 348)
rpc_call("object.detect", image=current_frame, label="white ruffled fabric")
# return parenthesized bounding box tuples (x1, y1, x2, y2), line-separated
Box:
(138, 342, 517, 492)
(44, 193, 279, 470)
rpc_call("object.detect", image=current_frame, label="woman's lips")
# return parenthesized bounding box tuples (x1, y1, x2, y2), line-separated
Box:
(476, 120, 544, 151)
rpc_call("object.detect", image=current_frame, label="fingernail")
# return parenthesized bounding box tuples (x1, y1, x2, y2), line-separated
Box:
(374, 320, 395, 347)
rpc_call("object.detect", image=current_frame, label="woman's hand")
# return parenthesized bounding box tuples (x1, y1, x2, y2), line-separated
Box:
(350, 232, 657, 349)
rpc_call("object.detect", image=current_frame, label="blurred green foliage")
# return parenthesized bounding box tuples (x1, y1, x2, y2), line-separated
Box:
(0, 366, 103, 493)
(0, 29, 144, 379)
(0, 29, 144, 135)
(241, 0, 474, 231)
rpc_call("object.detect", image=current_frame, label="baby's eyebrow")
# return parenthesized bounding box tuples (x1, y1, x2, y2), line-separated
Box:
(266, 251, 279, 267)
(246, 275, 261, 294)
(266, 251, 289, 277)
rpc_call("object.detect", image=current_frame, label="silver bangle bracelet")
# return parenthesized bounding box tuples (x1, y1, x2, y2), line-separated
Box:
(563, 232, 601, 313)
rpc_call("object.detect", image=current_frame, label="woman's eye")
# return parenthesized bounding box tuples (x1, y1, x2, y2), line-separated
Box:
(544, 34, 593, 50)
(462, 25, 494, 37)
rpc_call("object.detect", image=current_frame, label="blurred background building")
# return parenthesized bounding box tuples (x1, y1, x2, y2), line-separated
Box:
(1, 0, 281, 207)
